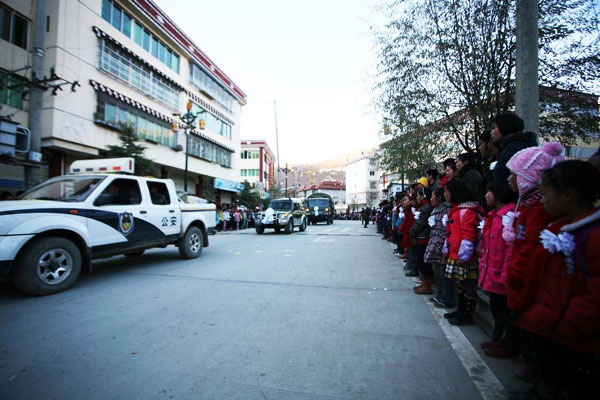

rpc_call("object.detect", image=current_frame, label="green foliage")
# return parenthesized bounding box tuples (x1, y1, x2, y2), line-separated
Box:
(236, 181, 262, 208)
(106, 125, 157, 177)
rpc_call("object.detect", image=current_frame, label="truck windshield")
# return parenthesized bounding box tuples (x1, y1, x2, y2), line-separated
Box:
(20, 176, 106, 202)
(269, 200, 292, 211)
(308, 198, 329, 208)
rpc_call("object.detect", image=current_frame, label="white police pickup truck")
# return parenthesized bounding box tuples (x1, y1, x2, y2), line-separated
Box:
(0, 158, 216, 296)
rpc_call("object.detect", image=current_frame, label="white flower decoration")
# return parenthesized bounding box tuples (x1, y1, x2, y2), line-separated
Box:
(411, 207, 417, 215)
(489, 161, 497, 171)
(478, 219, 485, 231)
(540, 229, 576, 273)
(414, 211, 421, 220)
(442, 214, 449, 227)
(428, 216, 435, 227)
(502, 211, 520, 228)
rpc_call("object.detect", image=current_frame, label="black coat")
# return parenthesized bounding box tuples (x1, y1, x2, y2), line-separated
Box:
(492, 131, 538, 191)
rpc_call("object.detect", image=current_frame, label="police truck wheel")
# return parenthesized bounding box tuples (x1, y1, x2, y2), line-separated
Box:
(13, 237, 82, 296)
(256, 225, 264, 234)
(178, 226, 203, 259)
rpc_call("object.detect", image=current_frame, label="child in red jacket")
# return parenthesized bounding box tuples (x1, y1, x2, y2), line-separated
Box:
(442, 179, 484, 326)
(517, 160, 600, 398)
(488, 143, 565, 362)
(478, 180, 518, 352)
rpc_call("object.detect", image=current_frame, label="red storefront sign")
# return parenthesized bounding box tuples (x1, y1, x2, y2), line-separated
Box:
(268, 163, 274, 189)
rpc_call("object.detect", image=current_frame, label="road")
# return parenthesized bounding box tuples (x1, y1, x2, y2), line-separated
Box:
(0, 220, 523, 399)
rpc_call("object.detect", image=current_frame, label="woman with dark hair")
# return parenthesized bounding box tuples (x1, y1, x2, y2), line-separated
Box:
(442, 158, 457, 187)
(490, 112, 537, 192)
(457, 152, 483, 203)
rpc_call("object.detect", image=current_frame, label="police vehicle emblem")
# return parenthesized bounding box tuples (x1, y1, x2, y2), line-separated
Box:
(118, 212, 135, 236)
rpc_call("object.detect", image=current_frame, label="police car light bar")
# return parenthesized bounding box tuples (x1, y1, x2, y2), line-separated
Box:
(70, 158, 135, 174)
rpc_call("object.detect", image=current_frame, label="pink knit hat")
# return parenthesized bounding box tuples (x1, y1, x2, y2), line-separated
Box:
(506, 142, 565, 195)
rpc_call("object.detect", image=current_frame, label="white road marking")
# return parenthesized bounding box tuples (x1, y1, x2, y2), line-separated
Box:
(312, 236, 334, 243)
(425, 300, 508, 400)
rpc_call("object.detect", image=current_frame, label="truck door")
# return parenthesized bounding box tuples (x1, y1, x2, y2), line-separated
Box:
(90, 177, 149, 249)
(145, 180, 180, 238)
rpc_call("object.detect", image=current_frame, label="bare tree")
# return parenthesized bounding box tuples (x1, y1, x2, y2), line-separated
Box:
(372, 0, 600, 177)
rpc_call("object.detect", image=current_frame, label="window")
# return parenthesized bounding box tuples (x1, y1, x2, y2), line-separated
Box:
(190, 63, 235, 112)
(369, 171, 375, 176)
(102, 0, 180, 73)
(133, 22, 142, 45)
(94, 178, 142, 206)
(147, 181, 170, 205)
(369, 181, 377, 189)
(110, 4, 121, 31)
(95, 92, 177, 149)
(187, 135, 233, 168)
(98, 39, 180, 109)
(142, 29, 150, 51)
(151, 36, 158, 57)
(122, 12, 131, 37)
(190, 102, 232, 140)
(0, 75, 25, 109)
(0, 5, 28, 50)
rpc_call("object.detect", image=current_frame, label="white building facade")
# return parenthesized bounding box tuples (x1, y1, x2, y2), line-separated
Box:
(297, 181, 346, 205)
(345, 154, 383, 210)
(0, 0, 245, 205)
(240, 140, 276, 196)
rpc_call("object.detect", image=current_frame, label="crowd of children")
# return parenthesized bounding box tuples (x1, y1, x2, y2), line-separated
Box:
(375, 112, 599, 400)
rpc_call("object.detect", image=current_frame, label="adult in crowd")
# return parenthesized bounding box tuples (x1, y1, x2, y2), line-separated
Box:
(479, 131, 499, 210)
(490, 112, 537, 192)
(361, 207, 370, 228)
(456, 152, 483, 202)
(442, 158, 457, 187)
(426, 169, 440, 190)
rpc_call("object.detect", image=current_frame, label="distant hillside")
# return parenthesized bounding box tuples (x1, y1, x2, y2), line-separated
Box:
(288, 148, 376, 187)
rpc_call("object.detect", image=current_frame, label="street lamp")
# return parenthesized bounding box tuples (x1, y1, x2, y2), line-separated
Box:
(279, 163, 291, 197)
(173, 100, 205, 193)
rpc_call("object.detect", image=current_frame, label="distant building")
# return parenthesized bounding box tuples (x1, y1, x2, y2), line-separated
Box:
(240, 140, 276, 196)
(297, 180, 346, 205)
(345, 153, 382, 210)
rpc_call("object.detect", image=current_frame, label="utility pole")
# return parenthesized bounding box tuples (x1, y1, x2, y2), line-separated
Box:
(515, 0, 539, 134)
(274, 99, 281, 189)
(25, 0, 48, 189)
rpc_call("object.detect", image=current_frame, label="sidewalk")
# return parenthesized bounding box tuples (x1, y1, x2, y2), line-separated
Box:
(396, 255, 532, 396)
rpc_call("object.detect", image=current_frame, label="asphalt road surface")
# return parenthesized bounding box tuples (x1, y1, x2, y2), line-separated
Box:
(0, 220, 524, 399)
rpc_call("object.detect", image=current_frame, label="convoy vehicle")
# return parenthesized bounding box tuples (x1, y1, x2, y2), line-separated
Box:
(255, 197, 307, 234)
(306, 193, 335, 225)
(0, 158, 216, 296)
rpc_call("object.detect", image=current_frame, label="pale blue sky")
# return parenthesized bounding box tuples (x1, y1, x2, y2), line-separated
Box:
(154, 0, 383, 165)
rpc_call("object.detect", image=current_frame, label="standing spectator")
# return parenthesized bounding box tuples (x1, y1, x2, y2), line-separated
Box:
(515, 160, 600, 399)
(478, 180, 518, 352)
(234, 208, 241, 230)
(457, 152, 483, 202)
(490, 112, 536, 193)
(442, 158, 457, 187)
(479, 132, 500, 211)
(410, 187, 434, 294)
(425, 187, 453, 308)
(427, 169, 440, 190)
(442, 179, 484, 326)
